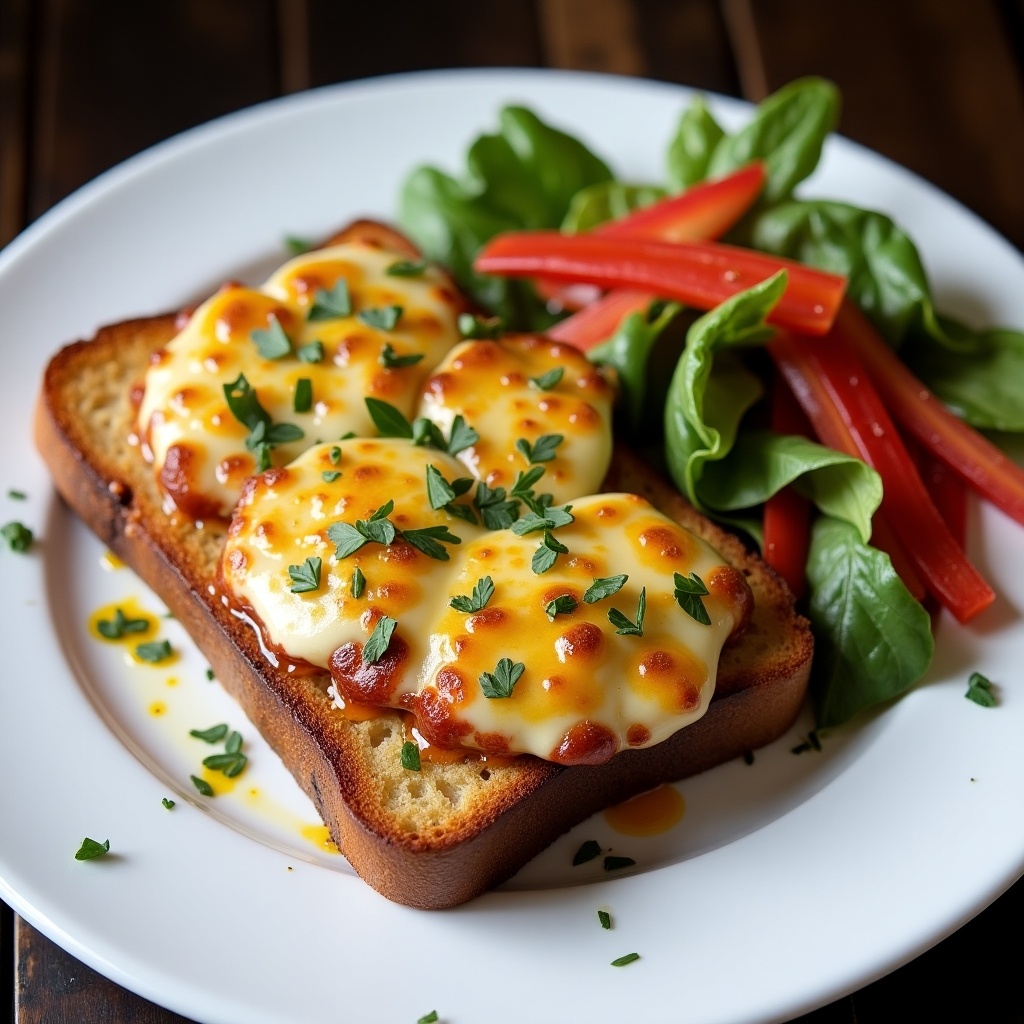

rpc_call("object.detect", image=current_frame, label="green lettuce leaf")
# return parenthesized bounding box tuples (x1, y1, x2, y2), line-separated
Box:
(806, 516, 934, 727)
(664, 273, 785, 510)
(699, 431, 882, 547)
(561, 181, 666, 233)
(666, 96, 725, 191)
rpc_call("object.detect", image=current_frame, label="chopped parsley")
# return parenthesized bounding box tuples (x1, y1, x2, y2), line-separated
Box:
(309, 279, 352, 320)
(191, 775, 214, 796)
(250, 315, 291, 360)
(966, 672, 997, 707)
(572, 840, 601, 865)
(363, 615, 398, 664)
(350, 567, 366, 598)
(358, 304, 403, 331)
(203, 729, 247, 778)
(545, 594, 577, 620)
(530, 367, 564, 390)
(598, 910, 612, 930)
(284, 235, 312, 255)
(603, 856, 636, 872)
(293, 377, 313, 413)
(473, 481, 518, 530)
(162, 798, 175, 810)
(608, 588, 646, 637)
(223, 374, 304, 470)
(327, 500, 397, 557)
(74, 837, 110, 861)
(511, 505, 574, 535)
(288, 555, 322, 593)
(7, 489, 26, 500)
(296, 339, 325, 363)
(322, 470, 341, 483)
(96, 607, 150, 639)
(458, 313, 503, 339)
(328, 445, 342, 464)
(401, 741, 422, 772)
(479, 657, 525, 699)
(135, 639, 173, 663)
(444, 415, 479, 456)
(532, 531, 568, 574)
(190, 723, 228, 743)
(402, 524, 462, 561)
(386, 259, 427, 277)
(674, 572, 711, 625)
(379, 342, 423, 369)
(1, 521, 32, 552)
(425, 464, 473, 511)
(611, 953, 640, 967)
(515, 433, 563, 465)
(417, 1013, 439, 1024)
(365, 397, 414, 439)
(583, 575, 628, 604)
(449, 576, 494, 614)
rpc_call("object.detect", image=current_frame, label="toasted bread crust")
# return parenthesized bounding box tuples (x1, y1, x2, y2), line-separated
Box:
(35, 235, 812, 909)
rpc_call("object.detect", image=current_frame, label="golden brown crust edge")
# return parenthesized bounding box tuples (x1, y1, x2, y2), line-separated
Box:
(35, 302, 812, 913)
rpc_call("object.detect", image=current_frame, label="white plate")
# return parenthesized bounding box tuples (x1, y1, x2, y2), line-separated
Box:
(2, 69, 1024, 1024)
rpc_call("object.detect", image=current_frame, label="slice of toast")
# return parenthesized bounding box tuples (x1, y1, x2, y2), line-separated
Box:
(35, 229, 813, 910)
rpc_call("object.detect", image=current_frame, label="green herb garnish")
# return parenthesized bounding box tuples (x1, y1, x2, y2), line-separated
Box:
(608, 589, 646, 637)
(515, 434, 563, 465)
(74, 837, 110, 861)
(190, 723, 228, 743)
(191, 775, 214, 796)
(417, 1012, 439, 1024)
(511, 505, 574, 536)
(425, 464, 473, 510)
(386, 259, 428, 277)
(162, 798, 175, 810)
(598, 910, 612, 929)
(604, 856, 636, 872)
(379, 342, 423, 369)
(322, 470, 341, 483)
(363, 615, 398, 664)
(611, 953, 640, 967)
(351, 567, 366, 599)
(358, 304, 403, 331)
(293, 377, 313, 413)
(532, 531, 568, 574)
(458, 313, 503, 339)
(7, 489, 26, 500)
(479, 657, 525, 699)
(329, 445, 342, 464)
(136, 639, 173, 663)
(296, 339, 325, 363)
(327, 500, 397, 557)
(473, 481, 519, 530)
(572, 840, 601, 865)
(96, 607, 150, 639)
(1, 521, 32, 552)
(365, 397, 414, 438)
(309, 279, 352, 320)
(673, 571, 711, 625)
(545, 594, 577, 620)
(449, 576, 494, 614)
(966, 672, 997, 706)
(583, 575, 628, 603)
(402, 524, 462, 561)
(401, 740, 422, 772)
(284, 235, 312, 255)
(250, 315, 291, 360)
(288, 555, 322, 593)
(530, 367, 564, 390)
(445, 415, 480, 456)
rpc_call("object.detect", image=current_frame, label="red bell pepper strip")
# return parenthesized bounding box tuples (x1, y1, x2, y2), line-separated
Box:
(762, 374, 812, 600)
(769, 329, 994, 623)
(909, 436, 968, 549)
(475, 233, 847, 336)
(537, 162, 768, 313)
(869, 513, 928, 602)
(547, 288, 654, 349)
(597, 161, 766, 243)
(833, 300, 1024, 527)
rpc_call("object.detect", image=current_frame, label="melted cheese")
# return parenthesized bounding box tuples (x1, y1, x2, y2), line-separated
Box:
(224, 451, 749, 765)
(385, 493, 747, 764)
(221, 438, 483, 670)
(417, 336, 614, 503)
(138, 243, 463, 519)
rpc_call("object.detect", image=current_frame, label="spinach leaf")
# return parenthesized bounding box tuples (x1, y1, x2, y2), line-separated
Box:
(902, 320, 1024, 431)
(400, 106, 612, 328)
(664, 273, 785, 510)
(707, 77, 840, 204)
(588, 301, 682, 433)
(700, 431, 882, 547)
(562, 182, 666, 233)
(806, 516, 934, 727)
(666, 96, 725, 191)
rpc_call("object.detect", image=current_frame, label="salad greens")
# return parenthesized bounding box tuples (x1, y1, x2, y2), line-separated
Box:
(398, 78, 1022, 728)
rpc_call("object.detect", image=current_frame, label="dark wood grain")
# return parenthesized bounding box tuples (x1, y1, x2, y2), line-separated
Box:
(306, 0, 544, 86)
(28, 0, 279, 219)
(15, 919, 196, 1024)
(724, 0, 1024, 250)
(0, 0, 31, 247)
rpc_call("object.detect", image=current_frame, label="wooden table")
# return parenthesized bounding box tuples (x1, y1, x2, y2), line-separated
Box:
(3, 1, 1023, 1021)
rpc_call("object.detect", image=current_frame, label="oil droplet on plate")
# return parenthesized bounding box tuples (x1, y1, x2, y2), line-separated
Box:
(100, 549, 125, 571)
(148, 701, 167, 717)
(300, 823, 340, 854)
(603, 784, 685, 837)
